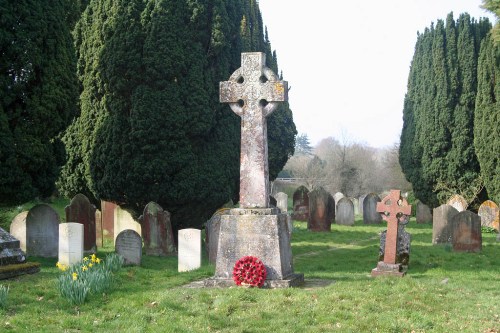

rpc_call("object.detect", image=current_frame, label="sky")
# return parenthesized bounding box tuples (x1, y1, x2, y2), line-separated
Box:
(258, 0, 497, 148)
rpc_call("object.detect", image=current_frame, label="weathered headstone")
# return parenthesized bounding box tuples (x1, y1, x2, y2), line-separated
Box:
(371, 190, 411, 277)
(178, 228, 201, 272)
(26, 204, 59, 257)
(114, 206, 141, 244)
(115, 229, 142, 266)
(307, 187, 334, 232)
(58, 223, 84, 267)
(95, 209, 103, 248)
(275, 192, 288, 213)
(333, 192, 344, 205)
(10, 211, 28, 252)
(378, 225, 411, 267)
(101, 200, 117, 240)
(447, 194, 467, 212)
(139, 202, 175, 256)
(363, 193, 382, 224)
(451, 211, 482, 252)
(0, 227, 26, 265)
(65, 194, 96, 252)
(416, 201, 433, 224)
(478, 200, 499, 231)
(292, 186, 309, 221)
(206, 209, 230, 264)
(432, 204, 459, 244)
(206, 52, 303, 288)
(336, 197, 354, 226)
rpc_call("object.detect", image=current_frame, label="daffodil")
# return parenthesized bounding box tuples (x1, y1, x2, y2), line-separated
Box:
(83, 257, 89, 262)
(96, 258, 101, 264)
(88, 263, 93, 268)
(82, 265, 88, 271)
(72, 272, 78, 281)
(91, 254, 97, 263)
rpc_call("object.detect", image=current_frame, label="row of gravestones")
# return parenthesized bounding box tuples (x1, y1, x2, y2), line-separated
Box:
(9, 195, 176, 258)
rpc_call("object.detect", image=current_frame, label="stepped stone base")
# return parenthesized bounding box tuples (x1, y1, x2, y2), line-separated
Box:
(371, 261, 406, 277)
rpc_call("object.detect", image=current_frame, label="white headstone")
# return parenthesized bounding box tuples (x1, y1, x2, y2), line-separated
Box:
(10, 211, 28, 252)
(58, 223, 84, 267)
(178, 228, 201, 272)
(115, 229, 142, 266)
(114, 206, 141, 244)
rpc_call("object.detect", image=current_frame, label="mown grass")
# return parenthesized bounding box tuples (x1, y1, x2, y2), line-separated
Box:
(0, 213, 499, 332)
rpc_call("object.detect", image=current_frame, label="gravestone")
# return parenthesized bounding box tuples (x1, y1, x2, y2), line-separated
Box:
(65, 193, 96, 252)
(359, 195, 366, 216)
(275, 192, 288, 213)
(58, 223, 84, 267)
(292, 186, 309, 221)
(447, 194, 467, 212)
(336, 197, 354, 226)
(363, 193, 382, 224)
(371, 190, 411, 277)
(206, 52, 303, 288)
(115, 229, 142, 266)
(114, 206, 141, 244)
(378, 225, 411, 267)
(333, 192, 344, 206)
(101, 200, 117, 240)
(478, 200, 499, 231)
(178, 228, 201, 272)
(206, 209, 230, 264)
(451, 211, 482, 252)
(432, 204, 459, 244)
(0, 227, 26, 265)
(416, 201, 432, 224)
(139, 202, 175, 256)
(26, 204, 59, 257)
(95, 209, 103, 248)
(352, 198, 359, 216)
(10, 211, 28, 252)
(307, 187, 334, 232)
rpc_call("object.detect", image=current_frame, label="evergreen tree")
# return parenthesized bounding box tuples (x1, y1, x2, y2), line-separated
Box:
(0, 0, 78, 204)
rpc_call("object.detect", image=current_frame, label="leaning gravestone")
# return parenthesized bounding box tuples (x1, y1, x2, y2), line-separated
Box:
(26, 204, 59, 257)
(478, 200, 499, 231)
(65, 193, 96, 252)
(178, 228, 201, 272)
(114, 206, 141, 244)
(416, 201, 433, 224)
(363, 193, 382, 224)
(292, 186, 309, 221)
(451, 211, 482, 252)
(432, 204, 459, 244)
(139, 202, 175, 256)
(115, 229, 142, 266)
(336, 197, 354, 226)
(308, 187, 334, 232)
(101, 200, 117, 240)
(447, 194, 467, 212)
(10, 211, 28, 252)
(205, 52, 303, 287)
(58, 223, 84, 267)
(206, 209, 230, 264)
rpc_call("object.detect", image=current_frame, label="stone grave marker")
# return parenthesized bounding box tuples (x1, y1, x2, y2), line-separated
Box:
(114, 206, 141, 244)
(378, 225, 411, 267)
(478, 200, 499, 231)
(363, 193, 382, 224)
(139, 202, 175, 256)
(292, 185, 309, 221)
(371, 190, 411, 277)
(275, 192, 288, 213)
(307, 187, 334, 232)
(432, 204, 459, 244)
(205, 52, 303, 288)
(115, 229, 142, 266)
(101, 200, 117, 240)
(65, 193, 96, 252)
(178, 228, 201, 272)
(58, 223, 84, 267)
(447, 194, 467, 212)
(10, 211, 28, 252)
(416, 201, 433, 224)
(451, 211, 482, 252)
(95, 209, 103, 248)
(333, 192, 344, 207)
(0, 227, 26, 265)
(206, 209, 230, 264)
(26, 204, 60, 257)
(336, 197, 354, 226)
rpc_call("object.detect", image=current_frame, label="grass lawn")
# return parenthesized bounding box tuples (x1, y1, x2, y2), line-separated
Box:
(0, 212, 498, 332)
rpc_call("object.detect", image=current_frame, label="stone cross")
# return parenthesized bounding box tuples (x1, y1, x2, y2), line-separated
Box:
(376, 190, 411, 264)
(220, 52, 288, 208)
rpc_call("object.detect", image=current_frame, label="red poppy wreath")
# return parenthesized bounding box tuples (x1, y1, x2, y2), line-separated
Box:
(232, 256, 267, 287)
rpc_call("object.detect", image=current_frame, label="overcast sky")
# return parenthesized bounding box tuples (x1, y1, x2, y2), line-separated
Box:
(258, 0, 496, 148)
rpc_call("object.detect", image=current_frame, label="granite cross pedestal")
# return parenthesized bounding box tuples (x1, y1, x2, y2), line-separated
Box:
(206, 52, 303, 288)
(371, 190, 412, 277)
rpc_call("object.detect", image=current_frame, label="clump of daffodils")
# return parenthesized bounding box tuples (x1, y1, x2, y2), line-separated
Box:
(57, 253, 124, 305)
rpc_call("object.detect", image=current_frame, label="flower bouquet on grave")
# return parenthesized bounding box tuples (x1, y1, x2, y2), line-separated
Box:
(232, 256, 267, 288)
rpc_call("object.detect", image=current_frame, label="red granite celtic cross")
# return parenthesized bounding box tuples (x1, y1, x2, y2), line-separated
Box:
(220, 52, 288, 208)
(376, 190, 411, 264)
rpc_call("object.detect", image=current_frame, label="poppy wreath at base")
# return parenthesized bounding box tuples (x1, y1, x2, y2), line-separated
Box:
(232, 256, 267, 288)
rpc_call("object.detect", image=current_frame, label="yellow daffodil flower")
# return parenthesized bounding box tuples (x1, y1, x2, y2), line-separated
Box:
(72, 272, 78, 281)
(82, 265, 88, 271)
(96, 258, 101, 264)
(88, 263, 93, 268)
(83, 257, 89, 262)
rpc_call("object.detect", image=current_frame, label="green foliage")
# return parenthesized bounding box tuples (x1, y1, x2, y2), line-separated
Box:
(58, 0, 296, 229)
(0, 0, 79, 205)
(0, 284, 8, 308)
(400, 13, 491, 207)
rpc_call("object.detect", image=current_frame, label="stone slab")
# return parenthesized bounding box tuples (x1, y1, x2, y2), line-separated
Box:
(58, 223, 84, 267)
(0, 227, 26, 265)
(10, 211, 27, 252)
(416, 201, 432, 224)
(114, 206, 141, 244)
(178, 229, 201, 272)
(451, 211, 482, 252)
(115, 229, 142, 266)
(432, 204, 459, 244)
(371, 261, 405, 277)
(26, 204, 59, 258)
